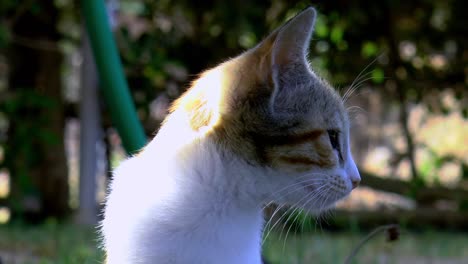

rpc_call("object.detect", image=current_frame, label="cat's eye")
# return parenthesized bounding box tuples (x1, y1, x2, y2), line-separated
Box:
(327, 130, 340, 150)
(327, 130, 344, 162)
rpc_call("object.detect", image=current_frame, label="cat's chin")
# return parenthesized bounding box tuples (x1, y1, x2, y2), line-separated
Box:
(293, 198, 340, 215)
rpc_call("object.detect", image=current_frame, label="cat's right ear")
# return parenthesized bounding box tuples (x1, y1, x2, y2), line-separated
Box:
(253, 7, 317, 116)
(270, 7, 316, 69)
(253, 7, 316, 77)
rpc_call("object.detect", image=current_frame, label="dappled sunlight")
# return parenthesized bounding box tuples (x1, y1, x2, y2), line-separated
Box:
(0, 207, 10, 224)
(429, 54, 448, 70)
(357, 88, 467, 186)
(186, 67, 226, 134)
(362, 147, 392, 177)
(154, 66, 228, 153)
(0, 169, 9, 199)
(418, 112, 467, 163)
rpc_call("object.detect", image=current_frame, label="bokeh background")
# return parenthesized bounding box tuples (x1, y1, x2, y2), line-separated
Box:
(0, 0, 467, 263)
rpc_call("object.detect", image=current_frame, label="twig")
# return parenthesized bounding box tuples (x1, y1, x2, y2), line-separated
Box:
(11, 35, 60, 52)
(344, 224, 399, 264)
(382, 3, 420, 183)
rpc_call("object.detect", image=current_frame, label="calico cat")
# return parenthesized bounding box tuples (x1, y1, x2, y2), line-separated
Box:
(101, 7, 360, 264)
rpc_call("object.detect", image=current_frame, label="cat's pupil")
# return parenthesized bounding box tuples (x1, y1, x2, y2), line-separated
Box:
(328, 130, 344, 162)
(327, 130, 340, 150)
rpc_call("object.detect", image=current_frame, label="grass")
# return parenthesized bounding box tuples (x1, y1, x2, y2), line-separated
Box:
(263, 229, 468, 263)
(1, 221, 468, 263)
(0, 221, 103, 264)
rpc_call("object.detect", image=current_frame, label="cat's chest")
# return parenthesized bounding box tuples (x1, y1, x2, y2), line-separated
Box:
(141, 211, 264, 264)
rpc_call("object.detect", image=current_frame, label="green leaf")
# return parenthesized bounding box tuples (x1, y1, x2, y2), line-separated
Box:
(315, 17, 328, 38)
(238, 31, 256, 48)
(0, 25, 11, 48)
(362, 41, 379, 58)
(371, 68, 384, 83)
(330, 24, 344, 44)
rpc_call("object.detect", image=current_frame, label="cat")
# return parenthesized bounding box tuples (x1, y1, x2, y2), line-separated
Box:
(101, 7, 360, 264)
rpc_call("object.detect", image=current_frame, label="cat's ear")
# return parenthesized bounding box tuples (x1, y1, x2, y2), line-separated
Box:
(264, 7, 317, 117)
(270, 7, 316, 68)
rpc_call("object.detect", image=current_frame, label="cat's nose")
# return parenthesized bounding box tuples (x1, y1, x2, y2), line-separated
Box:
(349, 168, 360, 189)
(346, 157, 361, 190)
(351, 178, 360, 189)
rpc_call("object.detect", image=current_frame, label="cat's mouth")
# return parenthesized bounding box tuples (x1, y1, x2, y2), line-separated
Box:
(301, 181, 350, 197)
(302, 183, 320, 193)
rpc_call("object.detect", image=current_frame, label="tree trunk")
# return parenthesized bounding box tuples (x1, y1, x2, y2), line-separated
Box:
(6, 2, 69, 221)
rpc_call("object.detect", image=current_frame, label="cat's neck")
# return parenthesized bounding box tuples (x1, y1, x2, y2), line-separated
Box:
(137, 126, 265, 263)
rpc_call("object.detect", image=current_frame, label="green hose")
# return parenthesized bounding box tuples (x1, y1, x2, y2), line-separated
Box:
(81, 0, 146, 154)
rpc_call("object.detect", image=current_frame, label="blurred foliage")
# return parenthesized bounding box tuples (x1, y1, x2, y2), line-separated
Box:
(1, 90, 61, 214)
(0, 0, 69, 220)
(107, 0, 467, 119)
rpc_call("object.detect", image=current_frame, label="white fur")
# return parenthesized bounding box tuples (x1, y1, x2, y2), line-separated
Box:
(102, 124, 270, 264)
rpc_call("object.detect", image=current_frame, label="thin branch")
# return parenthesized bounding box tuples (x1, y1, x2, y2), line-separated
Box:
(383, 3, 420, 183)
(360, 171, 468, 202)
(344, 224, 399, 264)
(11, 35, 60, 52)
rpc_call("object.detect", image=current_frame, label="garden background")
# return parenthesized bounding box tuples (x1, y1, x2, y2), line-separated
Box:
(0, 0, 467, 263)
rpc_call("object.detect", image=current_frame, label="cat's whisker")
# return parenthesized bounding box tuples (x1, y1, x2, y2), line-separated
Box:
(308, 186, 332, 232)
(355, 74, 392, 93)
(350, 53, 383, 88)
(273, 175, 326, 195)
(262, 179, 329, 243)
(262, 203, 288, 245)
(323, 202, 339, 225)
(344, 71, 392, 105)
(348, 75, 375, 91)
(318, 205, 333, 227)
(274, 179, 326, 198)
(322, 208, 336, 223)
(263, 205, 291, 246)
(263, 183, 329, 245)
(300, 207, 311, 234)
(343, 75, 375, 103)
(346, 87, 373, 100)
(277, 184, 330, 243)
(262, 176, 328, 208)
(278, 189, 318, 239)
(261, 176, 327, 211)
(346, 105, 367, 114)
(282, 207, 309, 250)
(342, 68, 374, 102)
(312, 185, 331, 212)
(342, 71, 374, 103)
(347, 106, 368, 123)
(263, 202, 286, 228)
(278, 206, 298, 248)
(277, 200, 313, 248)
(342, 53, 384, 103)
(264, 204, 293, 244)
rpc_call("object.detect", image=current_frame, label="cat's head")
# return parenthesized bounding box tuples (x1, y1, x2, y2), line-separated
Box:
(172, 7, 360, 212)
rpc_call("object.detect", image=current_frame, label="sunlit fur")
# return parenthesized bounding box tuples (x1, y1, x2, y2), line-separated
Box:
(101, 7, 360, 264)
